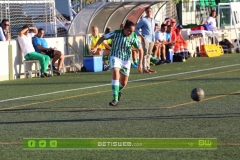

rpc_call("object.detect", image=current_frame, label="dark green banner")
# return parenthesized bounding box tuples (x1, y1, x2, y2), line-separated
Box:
(23, 138, 217, 149)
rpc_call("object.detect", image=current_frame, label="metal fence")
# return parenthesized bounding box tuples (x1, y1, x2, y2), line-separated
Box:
(0, 0, 69, 39)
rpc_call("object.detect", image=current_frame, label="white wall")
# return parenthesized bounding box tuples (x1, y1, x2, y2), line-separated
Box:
(0, 41, 10, 81)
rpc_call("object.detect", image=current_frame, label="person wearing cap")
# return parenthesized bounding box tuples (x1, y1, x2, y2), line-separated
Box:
(165, 25, 175, 54)
(164, 18, 171, 26)
(135, 7, 156, 73)
(164, 18, 176, 42)
(174, 24, 188, 59)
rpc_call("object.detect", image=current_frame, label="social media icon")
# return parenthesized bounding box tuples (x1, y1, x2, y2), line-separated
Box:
(28, 140, 35, 148)
(50, 140, 57, 148)
(39, 140, 46, 148)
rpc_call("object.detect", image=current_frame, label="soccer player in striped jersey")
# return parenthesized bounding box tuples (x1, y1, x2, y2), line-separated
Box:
(91, 20, 143, 106)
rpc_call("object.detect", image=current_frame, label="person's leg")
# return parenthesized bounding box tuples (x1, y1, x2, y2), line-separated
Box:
(111, 68, 120, 101)
(118, 59, 131, 101)
(141, 39, 150, 73)
(53, 50, 64, 71)
(103, 49, 110, 67)
(147, 42, 156, 73)
(118, 73, 128, 102)
(146, 41, 152, 70)
(26, 52, 50, 74)
(153, 44, 159, 58)
(103, 49, 110, 56)
(109, 56, 121, 106)
(157, 45, 161, 60)
(95, 48, 103, 55)
(162, 44, 166, 61)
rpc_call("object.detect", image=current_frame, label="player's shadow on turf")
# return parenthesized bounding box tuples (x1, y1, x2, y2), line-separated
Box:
(0, 112, 240, 124)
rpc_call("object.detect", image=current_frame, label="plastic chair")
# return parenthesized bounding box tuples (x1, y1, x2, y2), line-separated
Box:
(23, 60, 41, 78)
(61, 55, 76, 73)
(210, 0, 218, 7)
(199, 0, 205, 7)
(204, 0, 210, 7)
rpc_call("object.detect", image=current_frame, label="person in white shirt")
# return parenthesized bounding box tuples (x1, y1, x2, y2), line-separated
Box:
(0, 19, 10, 41)
(205, 10, 217, 28)
(154, 23, 168, 64)
(18, 25, 50, 78)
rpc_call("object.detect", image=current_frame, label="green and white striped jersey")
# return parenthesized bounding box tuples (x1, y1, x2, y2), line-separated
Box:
(104, 30, 140, 61)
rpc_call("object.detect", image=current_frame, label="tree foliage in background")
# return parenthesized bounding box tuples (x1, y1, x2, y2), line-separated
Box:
(85, 0, 99, 5)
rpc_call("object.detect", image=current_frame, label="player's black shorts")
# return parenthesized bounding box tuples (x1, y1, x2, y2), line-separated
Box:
(45, 50, 54, 58)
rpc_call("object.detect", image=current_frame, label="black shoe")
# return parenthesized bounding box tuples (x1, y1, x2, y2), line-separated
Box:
(43, 73, 48, 77)
(118, 92, 122, 101)
(54, 70, 61, 75)
(109, 100, 118, 106)
(37, 73, 46, 78)
(49, 65, 57, 71)
(155, 60, 164, 65)
(165, 60, 171, 63)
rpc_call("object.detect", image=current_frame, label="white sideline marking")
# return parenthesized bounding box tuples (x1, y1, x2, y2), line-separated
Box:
(0, 64, 239, 103)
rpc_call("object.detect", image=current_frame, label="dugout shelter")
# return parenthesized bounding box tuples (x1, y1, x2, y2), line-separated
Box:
(67, 0, 177, 67)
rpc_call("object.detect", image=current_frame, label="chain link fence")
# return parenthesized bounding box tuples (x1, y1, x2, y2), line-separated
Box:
(0, 0, 69, 39)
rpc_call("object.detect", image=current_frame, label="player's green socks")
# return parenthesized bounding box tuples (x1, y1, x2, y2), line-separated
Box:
(111, 80, 119, 101)
(119, 83, 125, 92)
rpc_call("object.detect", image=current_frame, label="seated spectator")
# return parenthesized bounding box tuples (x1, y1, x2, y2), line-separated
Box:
(205, 10, 218, 44)
(166, 25, 171, 42)
(154, 23, 169, 64)
(18, 25, 50, 78)
(163, 18, 171, 26)
(32, 28, 64, 75)
(165, 25, 176, 49)
(163, 18, 176, 48)
(89, 26, 107, 55)
(154, 23, 159, 32)
(0, 19, 10, 41)
(205, 10, 217, 29)
(174, 24, 188, 59)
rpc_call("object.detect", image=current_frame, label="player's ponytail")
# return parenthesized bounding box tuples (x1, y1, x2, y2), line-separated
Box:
(124, 20, 135, 29)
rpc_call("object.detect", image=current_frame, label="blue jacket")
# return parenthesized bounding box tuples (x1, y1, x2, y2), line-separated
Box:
(135, 16, 155, 43)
